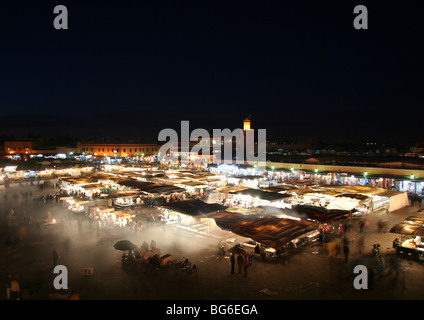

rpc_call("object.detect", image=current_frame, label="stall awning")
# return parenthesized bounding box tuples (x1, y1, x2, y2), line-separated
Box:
(117, 179, 186, 195)
(209, 211, 319, 249)
(159, 199, 227, 217)
(229, 188, 293, 202)
(389, 224, 424, 236)
(403, 216, 424, 226)
(108, 190, 143, 198)
(178, 181, 209, 188)
(262, 185, 298, 192)
(316, 185, 409, 212)
(229, 175, 265, 180)
(293, 205, 351, 223)
(81, 184, 105, 190)
(216, 186, 250, 193)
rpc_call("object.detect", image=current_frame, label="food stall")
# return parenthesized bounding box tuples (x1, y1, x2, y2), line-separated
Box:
(91, 205, 115, 219)
(227, 175, 266, 189)
(176, 180, 209, 195)
(210, 210, 320, 251)
(113, 210, 136, 227)
(301, 190, 340, 208)
(370, 195, 390, 213)
(106, 190, 144, 208)
(390, 216, 424, 262)
(66, 198, 90, 214)
(43, 218, 64, 234)
(158, 199, 227, 236)
(229, 188, 293, 209)
(326, 193, 371, 216)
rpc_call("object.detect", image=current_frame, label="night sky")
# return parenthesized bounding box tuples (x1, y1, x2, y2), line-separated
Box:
(1, 1, 423, 142)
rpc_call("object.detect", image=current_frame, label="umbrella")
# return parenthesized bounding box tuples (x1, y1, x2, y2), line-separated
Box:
(113, 240, 137, 251)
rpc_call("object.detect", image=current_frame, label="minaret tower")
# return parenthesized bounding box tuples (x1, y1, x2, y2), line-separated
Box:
(243, 117, 251, 132)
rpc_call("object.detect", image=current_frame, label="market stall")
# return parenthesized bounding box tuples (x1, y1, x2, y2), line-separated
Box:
(213, 187, 292, 209)
(66, 198, 90, 213)
(107, 190, 144, 208)
(158, 199, 227, 236)
(292, 204, 352, 224)
(176, 180, 209, 195)
(317, 185, 408, 212)
(301, 190, 340, 208)
(91, 205, 115, 218)
(326, 193, 371, 214)
(390, 216, 424, 262)
(209, 210, 320, 250)
(227, 175, 266, 188)
(228, 188, 293, 208)
(112, 210, 136, 228)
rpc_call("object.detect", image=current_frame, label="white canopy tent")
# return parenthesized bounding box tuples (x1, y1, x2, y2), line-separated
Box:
(318, 185, 409, 213)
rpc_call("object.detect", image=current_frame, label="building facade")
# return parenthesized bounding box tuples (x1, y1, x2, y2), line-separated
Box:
(76, 142, 161, 157)
(4, 140, 37, 155)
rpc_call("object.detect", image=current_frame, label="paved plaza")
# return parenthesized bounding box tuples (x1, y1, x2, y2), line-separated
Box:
(1, 182, 424, 301)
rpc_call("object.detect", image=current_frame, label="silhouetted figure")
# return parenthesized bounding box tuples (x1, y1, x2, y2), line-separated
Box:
(52, 248, 59, 267)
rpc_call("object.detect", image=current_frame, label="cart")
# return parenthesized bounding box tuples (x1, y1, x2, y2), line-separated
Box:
(44, 219, 64, 235)
(389, 216, 424, 263)
(135, 250, 174, 274)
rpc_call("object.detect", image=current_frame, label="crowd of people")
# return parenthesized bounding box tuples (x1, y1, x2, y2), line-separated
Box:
(229, 252, 252, 277)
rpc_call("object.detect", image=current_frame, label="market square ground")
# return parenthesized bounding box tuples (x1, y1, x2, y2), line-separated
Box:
(1, 182, 424, 301)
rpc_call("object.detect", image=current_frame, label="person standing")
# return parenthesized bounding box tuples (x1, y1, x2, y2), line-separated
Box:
(150, 240, 157, 251)
(243, 255, 249, 277)
(141, 241, 148, 251)
(52, 248, 59, 267)
(148, 213, 155, 228)
(237, 253, 244, 274)
(254, 244, 260, 256)
(393, 238, 400, 251)
(10, 276, 20, 300)
(364, 219, 370, 233)
(359, 220, 364, 233)
(230, 253, 235, 274)
(378, 255, 385, 277)
(343, 242, 350, 263)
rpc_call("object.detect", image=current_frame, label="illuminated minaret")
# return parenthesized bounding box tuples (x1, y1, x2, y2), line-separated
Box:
(243, 118, 251, 132)
(241, 117, 252, 164)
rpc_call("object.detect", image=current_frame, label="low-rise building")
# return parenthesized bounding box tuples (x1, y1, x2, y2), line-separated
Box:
(76, 142, 161, 157)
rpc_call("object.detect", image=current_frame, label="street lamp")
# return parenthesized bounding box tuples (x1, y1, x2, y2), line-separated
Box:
(363, 172, 368, 185)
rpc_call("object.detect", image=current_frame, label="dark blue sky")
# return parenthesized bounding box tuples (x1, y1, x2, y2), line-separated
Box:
(0, 1, 423, 142)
